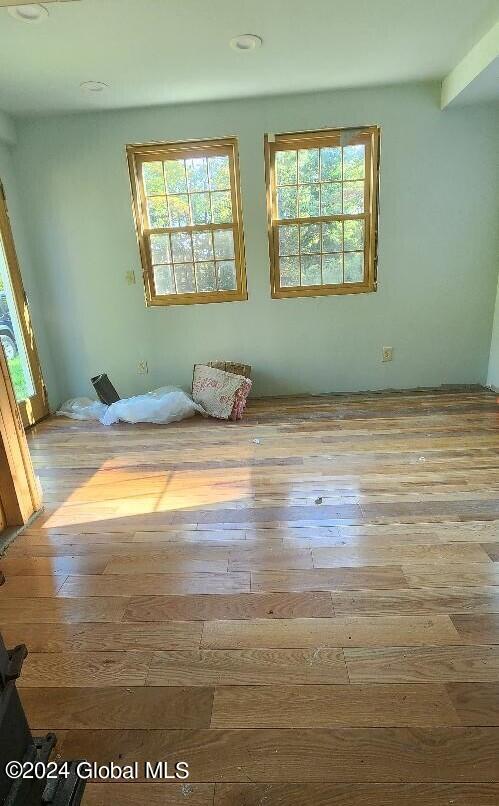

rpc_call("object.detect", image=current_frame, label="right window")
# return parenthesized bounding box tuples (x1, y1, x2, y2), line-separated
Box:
(265, 126, 380, 298)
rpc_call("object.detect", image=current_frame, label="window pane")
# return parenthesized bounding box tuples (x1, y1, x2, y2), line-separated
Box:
(195, 261, 217, 292)
(280, 256, 300, 287)
(211, 191, 232, 224)
(320, 147, 341, 181)
(301, 255, 322, 285)
(147, 197, 169, 228)
(322, 254, 343, 284)
(343, 145, 365, 180)
(322, 222, 342, 253)
(343, 219, 364, 251)
(298, 184, 320, 217)
(278, 224, 299, 256)
(153, 264, 175, 295)
(142, 162, 165, 196)
(174, 263, 196, 293)
(300, 223, 321, 253)
(343, 181, 364, 214)
(277, 187, 297, 219)
(164, 159, 187, 193)
(298, 149, 319, 184)
(150, 233, 170, 263)
(217, 260, 237, 290)
(320, 183, 342, 215)
(208, 156, 230, 190)
(190, 192, 211, 225)
(170, 232, 193, 263)
(213, 229, 234, 259)
(168, 195, 191, 227)
(344, 251, 364, 283)
(275, 150, 297, 186)
(186, 158, 208, 191)
(192, 231, 214, 261)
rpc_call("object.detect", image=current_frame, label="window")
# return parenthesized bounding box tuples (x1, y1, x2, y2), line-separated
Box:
(127, 138, 247, 306)
(265, 126, 380, 298)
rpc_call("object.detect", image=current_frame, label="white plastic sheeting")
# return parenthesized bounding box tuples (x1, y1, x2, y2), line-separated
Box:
(56, 397, 108, 421)
(56, 387, 204, 426)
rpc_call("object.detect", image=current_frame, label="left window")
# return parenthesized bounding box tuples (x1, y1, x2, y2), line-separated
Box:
(127, 138, 247, 306)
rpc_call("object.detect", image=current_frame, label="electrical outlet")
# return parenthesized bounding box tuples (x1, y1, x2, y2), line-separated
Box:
(137, 360, 148, 374)
(125, 270, 136, 285)
(382, 346, 393, 362)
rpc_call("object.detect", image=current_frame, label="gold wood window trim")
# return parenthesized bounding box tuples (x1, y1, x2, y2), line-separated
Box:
(127, 137, 247, 306)
(264, 126, 380, 299)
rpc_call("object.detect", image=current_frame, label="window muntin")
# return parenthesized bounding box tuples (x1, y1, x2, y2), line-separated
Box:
(127, 138, 247, 306)
(265, 127, 379, 298)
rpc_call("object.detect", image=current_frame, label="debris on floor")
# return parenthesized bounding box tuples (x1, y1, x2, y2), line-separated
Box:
(57, 386, 203, 426)
(192, 362, 252, 420)
(56, 397, 108, 421)
(57, 361, 253, 426)
(90, 372, 120, 404)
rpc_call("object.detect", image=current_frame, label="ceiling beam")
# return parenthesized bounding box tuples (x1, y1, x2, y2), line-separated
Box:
(441, 19, 499, 108)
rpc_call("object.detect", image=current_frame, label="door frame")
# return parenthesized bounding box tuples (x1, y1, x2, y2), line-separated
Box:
(0, 337, 41, 526)
(0, 181, 49, 426)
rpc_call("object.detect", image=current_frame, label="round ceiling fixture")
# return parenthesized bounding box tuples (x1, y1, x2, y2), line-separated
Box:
(230, 34, 263, 52)
(80, 81, 109, 94)
(7, 4, 49, 23)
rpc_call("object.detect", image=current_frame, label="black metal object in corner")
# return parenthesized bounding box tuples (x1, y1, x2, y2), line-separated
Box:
(0, 633, 86, 806)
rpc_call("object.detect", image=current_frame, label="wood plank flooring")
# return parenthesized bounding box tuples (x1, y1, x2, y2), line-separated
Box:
(0, 388, 498, 804)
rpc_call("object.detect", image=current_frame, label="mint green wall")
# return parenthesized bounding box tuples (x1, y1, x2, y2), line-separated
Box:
(0, 139, 59, 406)
(11, 83, 499, 404)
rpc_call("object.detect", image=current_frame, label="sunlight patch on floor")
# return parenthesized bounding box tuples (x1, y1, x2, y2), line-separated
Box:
(43, 459, 254, 528)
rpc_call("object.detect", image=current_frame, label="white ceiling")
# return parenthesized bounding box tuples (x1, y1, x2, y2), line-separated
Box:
(0, 0, 498, 116)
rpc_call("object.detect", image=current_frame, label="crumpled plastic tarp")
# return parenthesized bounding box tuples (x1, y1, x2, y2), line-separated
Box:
(56, 397, 108, 421)
(56, 386, 204, 426)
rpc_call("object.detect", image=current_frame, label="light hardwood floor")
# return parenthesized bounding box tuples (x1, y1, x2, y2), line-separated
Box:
(1, 389, 499, 805)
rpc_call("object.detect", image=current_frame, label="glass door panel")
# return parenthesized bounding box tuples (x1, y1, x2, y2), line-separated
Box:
(0, 242, 35, 403)
(0, 182, 48, 426)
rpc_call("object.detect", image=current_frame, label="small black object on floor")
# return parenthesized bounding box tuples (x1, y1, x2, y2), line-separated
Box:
(90, 373, 120, 405)
(0, 633, 86, 806)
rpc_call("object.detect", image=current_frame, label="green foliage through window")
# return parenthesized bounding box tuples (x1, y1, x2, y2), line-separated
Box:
(267, 127, 379, 296)
(129, 137, 246, 303)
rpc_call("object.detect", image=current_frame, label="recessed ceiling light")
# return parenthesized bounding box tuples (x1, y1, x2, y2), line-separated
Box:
(7, 4, 49, 23)
(80, 81, 109, 94)
(230, 34, 263, 52)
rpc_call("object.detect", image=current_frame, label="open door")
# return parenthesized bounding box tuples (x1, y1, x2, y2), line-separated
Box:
(0, 181, 48, 427)
(0, 334, 41, 530)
